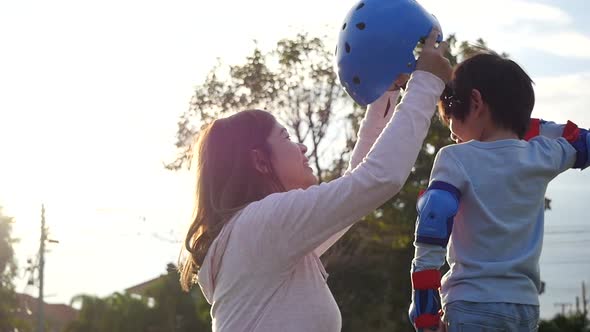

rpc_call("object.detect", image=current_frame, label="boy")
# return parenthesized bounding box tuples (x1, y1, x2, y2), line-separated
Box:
(408, 53, 589, 331)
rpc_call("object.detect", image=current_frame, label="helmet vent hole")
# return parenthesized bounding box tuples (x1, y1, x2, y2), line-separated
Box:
(345, 42, 351, 53)
(342, 23, 347, 30)
(356, 3, 365, 10)
(356, 22, 366, 30)
(353, 76, 361, 85)
(335, 45, 338, 56)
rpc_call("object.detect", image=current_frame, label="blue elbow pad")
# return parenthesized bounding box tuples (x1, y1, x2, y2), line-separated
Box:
(561, 121, 588, 169)
(415, 181, 461, 247)
(570, 128, 589, 169)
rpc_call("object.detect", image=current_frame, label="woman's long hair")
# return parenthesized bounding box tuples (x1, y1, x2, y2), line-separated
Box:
(179, 110, 284, 291)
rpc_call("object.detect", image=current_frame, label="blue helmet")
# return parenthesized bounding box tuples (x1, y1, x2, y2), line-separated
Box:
(336, 0, 442, 106)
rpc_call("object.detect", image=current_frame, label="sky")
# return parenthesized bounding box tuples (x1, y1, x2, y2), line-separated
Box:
(0, 0, 589, 319)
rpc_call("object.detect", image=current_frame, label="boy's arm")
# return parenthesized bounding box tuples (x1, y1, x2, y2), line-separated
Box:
(409, 148, 466, 331)
(526, 118, 589, 169)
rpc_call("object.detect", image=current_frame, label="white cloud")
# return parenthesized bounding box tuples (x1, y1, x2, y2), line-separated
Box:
(508, 1, 571, 24)
(420, 0, 589, 59)
(526, 31, 590, 58)
(424, 0, 570, 27)
(533, 72, 590, 125)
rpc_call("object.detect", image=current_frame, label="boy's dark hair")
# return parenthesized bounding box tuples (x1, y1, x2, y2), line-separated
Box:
(439, 53, 535, 138)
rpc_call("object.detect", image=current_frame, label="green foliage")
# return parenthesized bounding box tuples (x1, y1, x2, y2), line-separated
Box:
(539, 313, 589, 332)
(0, 207, 17, 290)
(167, 33, 348, 183)
(66, 264, 211, 332)
(143, 264, 210, 331)
(0, 207, 27, 332)
(66, 294, 148, 332)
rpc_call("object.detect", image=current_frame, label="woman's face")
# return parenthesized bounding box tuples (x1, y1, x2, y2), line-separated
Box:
(265, 121, 318, 191)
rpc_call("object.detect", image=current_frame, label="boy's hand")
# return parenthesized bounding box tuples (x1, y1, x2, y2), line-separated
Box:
(434, 317, 447, 332)
(416, 28, 452, 83)
(419, 318, 446, 332)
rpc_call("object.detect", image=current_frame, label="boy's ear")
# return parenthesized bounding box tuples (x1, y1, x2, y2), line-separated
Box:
(251, 149, 270, 174)
(470, 88, 485, 117)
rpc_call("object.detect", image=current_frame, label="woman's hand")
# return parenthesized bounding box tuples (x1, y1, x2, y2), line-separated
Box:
(416, 28, 452, 84)
(388, 73, 410, 91)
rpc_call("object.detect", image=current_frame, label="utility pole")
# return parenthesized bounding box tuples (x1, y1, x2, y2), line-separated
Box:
(583, 281, 588, 318)
(35, 204, 58, 332)
(37, 204, 46, 332)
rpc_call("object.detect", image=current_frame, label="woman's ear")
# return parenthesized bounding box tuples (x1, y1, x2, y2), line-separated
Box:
(251, 149, 270, 174)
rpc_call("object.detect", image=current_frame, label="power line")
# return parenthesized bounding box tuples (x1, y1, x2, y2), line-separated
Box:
(548, 286, 584, 291)
(546, 223, 587, 228)
(544, 239, 590, 244)
(542, 259, 590, 265)
(543, 240, 590, 247)
(545, 230, 590, 235)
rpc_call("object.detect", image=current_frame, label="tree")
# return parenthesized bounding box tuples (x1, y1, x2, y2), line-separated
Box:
(0, 207, 27, 331)
(167, 33, 349, 182)
(0, 208, 17, 284)
(171, 33, 504, 331)
(66, 264, 211, 332)
(66, 295, 127, 332)
(539, 313, 589, 332)
(143, 263, 210, 332)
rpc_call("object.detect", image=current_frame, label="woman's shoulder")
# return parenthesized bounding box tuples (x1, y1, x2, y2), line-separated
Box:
(233, 192, 289, 229)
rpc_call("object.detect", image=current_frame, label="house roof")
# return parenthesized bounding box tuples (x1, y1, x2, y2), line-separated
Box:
(15, 293, 78, 331)
(124, 275, 165, 296)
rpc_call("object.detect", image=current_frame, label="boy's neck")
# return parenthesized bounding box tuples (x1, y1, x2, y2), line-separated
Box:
(479, 126, 519, 142)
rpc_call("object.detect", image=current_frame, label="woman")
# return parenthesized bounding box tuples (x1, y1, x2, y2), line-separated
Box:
(180, 30, 451, 331)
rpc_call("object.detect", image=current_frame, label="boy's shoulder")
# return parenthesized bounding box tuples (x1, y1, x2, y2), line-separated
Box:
(437, 142, 475, 158)
(434, 144, 467, 170)
(528, 135, 562, 146)
(435, 141, 506, 166)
